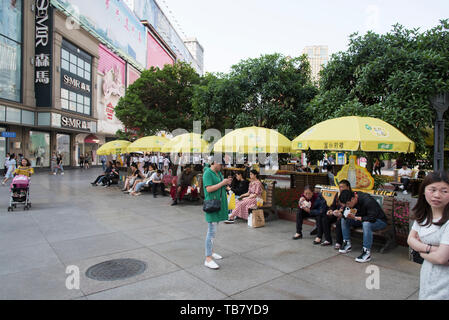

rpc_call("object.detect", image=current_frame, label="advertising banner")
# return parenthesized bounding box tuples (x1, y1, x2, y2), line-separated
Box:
(126, 63, 141, 88)
(51, 0, 147, 69)
(147, 31, 174, 69)
(35, 0, 53, 107)
(97, 44, 126, 135)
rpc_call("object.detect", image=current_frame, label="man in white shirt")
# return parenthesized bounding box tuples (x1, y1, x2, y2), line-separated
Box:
(149, 170, 166, 198)
(158, 154, 164, 170)
(398, 165, 412, 194)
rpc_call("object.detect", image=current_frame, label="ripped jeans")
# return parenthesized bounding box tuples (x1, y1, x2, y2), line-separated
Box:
(205, 222, 218, 258)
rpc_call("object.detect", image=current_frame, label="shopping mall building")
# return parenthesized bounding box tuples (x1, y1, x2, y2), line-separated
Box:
(0, 0, 203, 169)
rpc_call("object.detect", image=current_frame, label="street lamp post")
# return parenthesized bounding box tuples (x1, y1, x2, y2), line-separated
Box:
(431, 93, 449, 172)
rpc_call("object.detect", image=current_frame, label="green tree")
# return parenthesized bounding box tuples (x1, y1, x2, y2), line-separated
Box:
(307, 20, 449, 169)
(115, 62, 201, 137)
(193, 53, 318, 139)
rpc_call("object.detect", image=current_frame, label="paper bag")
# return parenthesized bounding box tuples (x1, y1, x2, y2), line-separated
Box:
(248, 209, 265, 228)
(227, 192, 236, 210)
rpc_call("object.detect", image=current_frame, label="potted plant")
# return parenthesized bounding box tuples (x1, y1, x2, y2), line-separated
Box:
(274, 188, 300, 222)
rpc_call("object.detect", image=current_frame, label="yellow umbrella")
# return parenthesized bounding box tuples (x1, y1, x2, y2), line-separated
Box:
(161, 133, 209, 153)
(97, 140, 131, 155)
(292, 116, 415, 153)
(213, 127, 292, 154)
(127, 136, 170, 153)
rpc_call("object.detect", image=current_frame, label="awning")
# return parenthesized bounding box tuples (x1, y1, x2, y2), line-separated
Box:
(85, 134, 100, 144)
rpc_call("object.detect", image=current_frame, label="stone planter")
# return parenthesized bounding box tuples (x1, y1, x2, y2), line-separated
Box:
(277, 207, 296, 222)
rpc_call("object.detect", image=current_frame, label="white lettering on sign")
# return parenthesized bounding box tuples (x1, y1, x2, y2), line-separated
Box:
(35, 0, 50, 47)
(36, 70, 50, 84)
(63, 74, 91, 93)
(61, 116, 89, 130)
(35, 53, 50, 67)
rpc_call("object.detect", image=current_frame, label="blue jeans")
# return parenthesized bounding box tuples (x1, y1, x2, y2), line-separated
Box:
(102, 162, 106, 172)
(135, 181, 148, 193)
(205, 222, 218, 257)
(341, 218, 387, 250)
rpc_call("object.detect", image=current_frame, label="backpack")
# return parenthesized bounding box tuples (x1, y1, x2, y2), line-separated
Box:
(381, 161, 385, 168)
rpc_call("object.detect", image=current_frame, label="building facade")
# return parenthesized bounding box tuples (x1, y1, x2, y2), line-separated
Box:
(302, 45, 329, 83)
(0, 0, 203, 169)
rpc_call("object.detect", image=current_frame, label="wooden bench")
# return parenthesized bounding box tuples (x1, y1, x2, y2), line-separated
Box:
(310, 188, 397, 253)
(249, 180, 278, 222)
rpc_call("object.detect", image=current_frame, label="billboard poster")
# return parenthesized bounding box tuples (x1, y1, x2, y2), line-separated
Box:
(147, 31, 174, 70)
(97, 44, 125, 135)
(51, 0, 147, 69)
(126, 63, 141, 88)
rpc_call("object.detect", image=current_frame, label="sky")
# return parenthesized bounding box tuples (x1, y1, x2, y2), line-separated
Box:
(156, 0, 449, 74)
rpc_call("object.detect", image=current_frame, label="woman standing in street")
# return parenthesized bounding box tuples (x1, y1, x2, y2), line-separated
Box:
(2, 153, 16, 185)
(202, 159, 232, 269)
(50, 152, 57, 175)
(408, 171, 449, 300)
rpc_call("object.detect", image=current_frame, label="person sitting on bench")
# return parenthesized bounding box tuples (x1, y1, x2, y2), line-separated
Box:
(171, 166, 197, 205)
(292, 185, 328, 241)
(149, 170, 167, 198)
(338, 190, 388, 263)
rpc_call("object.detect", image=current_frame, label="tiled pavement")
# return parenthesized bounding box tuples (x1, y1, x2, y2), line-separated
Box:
(0, 169, 421, 300)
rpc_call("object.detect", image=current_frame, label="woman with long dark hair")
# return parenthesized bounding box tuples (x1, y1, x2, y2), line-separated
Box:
(408, 171, 449, 300)
(225, 170, 263, 223)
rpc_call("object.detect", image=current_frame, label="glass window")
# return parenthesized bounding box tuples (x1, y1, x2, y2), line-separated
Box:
(70, 63, 76, 74)
(0, 36, 21, 102)
(61, 89, 68, 99)
(84, 106, 90, 115)
(84, 71, 90, 81)
(77, 66, 83, 77)
(0, 105, 5, 121)
(0, 0, 22, 42)
(77, 57, 84, 67)
(69, 101, 76, 111)
(69, 91, 76, 101)
(28, 131, 50, 167)
(21, 110, 34, 125)
(61, 99, 68, 110)
(56, 134, 71, 166)
(6, 107, 20, 123)
(77, 93, 84, 103)
(37, 112, 50, 126)
(70, 53, 77, 64)
(77, 103, 83, 113)
(84, 97, 90, 106)
(61, 59, 69, 71)
(85, 62, 91, 72)
(61, 49, 69, 61)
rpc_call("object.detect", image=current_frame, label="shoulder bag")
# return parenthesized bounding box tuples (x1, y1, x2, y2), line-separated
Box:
(203, 174, 224, 214)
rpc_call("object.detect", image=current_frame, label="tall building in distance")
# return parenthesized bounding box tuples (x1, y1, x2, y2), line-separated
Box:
(302, 45, 329, 83)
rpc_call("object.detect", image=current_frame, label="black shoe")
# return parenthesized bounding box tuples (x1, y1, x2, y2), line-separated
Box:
(292, 234, 303, 240)
(91, 182, 97, 186)
(171, 200, 178, 206)
(355, 248, 372, 263)
(153, 195, 157, 198)
(310, 228, 318, 236)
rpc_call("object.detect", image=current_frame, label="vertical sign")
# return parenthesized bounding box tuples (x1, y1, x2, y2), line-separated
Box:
(35, 0, 53, 107)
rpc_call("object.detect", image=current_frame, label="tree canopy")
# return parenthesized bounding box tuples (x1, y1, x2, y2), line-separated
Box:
(115, 61, 201, 138)
(192, 53, 318, 139)
(308, 20, 449, 158)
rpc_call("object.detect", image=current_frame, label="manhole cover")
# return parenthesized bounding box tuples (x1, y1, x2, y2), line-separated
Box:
(85, 259, 147, 281)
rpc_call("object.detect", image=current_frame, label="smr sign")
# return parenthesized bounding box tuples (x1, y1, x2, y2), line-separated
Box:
(61, 116, 90, 131)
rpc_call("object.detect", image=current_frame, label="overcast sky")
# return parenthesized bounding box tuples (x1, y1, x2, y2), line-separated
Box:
(157, 0, 449, 74)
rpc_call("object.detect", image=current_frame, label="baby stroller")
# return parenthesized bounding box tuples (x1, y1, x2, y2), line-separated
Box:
(8, 175, 31, 212)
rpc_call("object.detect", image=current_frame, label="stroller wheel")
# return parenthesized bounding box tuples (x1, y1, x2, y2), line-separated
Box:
(13, 204, 17, 208)
(8, 207, 13, 212)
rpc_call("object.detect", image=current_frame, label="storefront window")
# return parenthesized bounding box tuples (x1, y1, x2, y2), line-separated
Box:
(60, 39, 92, 116)
(28, 131, 50, 167)
(56, 134, 70, 166)
(0, 0, 22, 102)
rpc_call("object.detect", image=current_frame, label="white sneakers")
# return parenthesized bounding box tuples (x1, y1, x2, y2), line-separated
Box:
(204, 259, 220, 269)
(204, 253, 223, 269)
(403, 190, 408, 195)
(212, 253, 223, 260)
